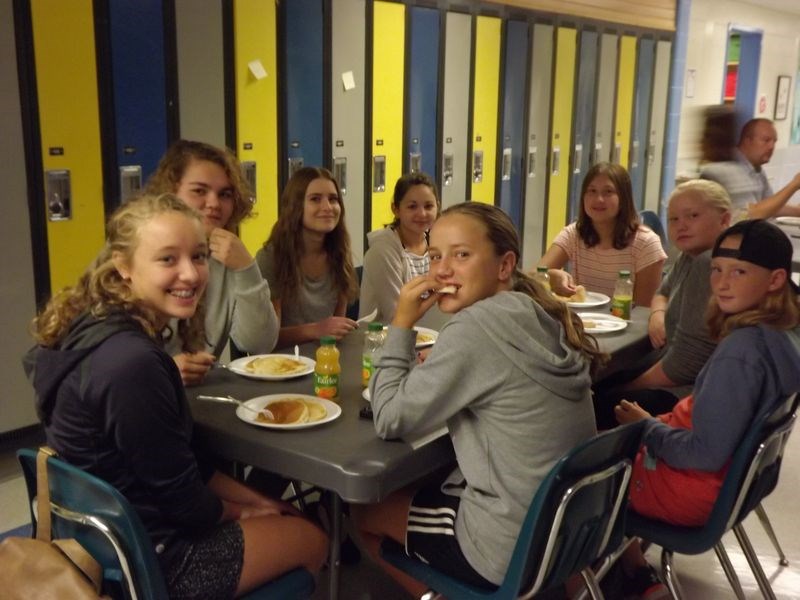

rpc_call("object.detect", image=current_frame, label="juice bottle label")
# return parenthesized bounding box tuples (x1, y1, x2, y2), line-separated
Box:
(314, 372, 339, 401)
(610, 295, 632, 320)
(362, 354, 373, 387)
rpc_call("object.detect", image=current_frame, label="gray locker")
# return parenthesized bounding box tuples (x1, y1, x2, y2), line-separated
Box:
(440, 11, 472, 209)
(332, 0, 366, 263)
(593, 33, 618, 166)
(645, 40, 672, 214)
(175, 0, 226, 147)
(521, 23, 554, 265)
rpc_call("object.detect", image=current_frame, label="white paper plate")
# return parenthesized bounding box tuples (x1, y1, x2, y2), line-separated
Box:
(776, 216, 800, 227)
(568, 292, 611, 309)
(383, 326, 439, 348)
(227, 354, 315, 380)
(362, 388, 371, 402)
(578, 312, 628, 334)
(236, 394, 341, 430)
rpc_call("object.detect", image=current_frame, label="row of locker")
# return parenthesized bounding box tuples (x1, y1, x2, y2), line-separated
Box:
(16, 0, 673, 299)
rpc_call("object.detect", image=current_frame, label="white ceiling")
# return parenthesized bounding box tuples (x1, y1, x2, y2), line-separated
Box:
(737, 0, 800, 17)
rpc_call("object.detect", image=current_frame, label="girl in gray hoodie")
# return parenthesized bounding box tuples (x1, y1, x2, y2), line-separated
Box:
(354, 202, 606, 594)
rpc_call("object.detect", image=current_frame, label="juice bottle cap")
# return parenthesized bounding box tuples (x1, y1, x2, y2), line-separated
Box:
(536, 266, 548, 273)
(320, 335, 336, 345)
(368, 321, 384, 331)
(618, 269, 631, 277)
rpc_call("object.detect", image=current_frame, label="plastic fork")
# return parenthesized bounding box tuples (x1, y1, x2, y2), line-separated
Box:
(356, 308, 378, 326)
(197, 395, 274, 420)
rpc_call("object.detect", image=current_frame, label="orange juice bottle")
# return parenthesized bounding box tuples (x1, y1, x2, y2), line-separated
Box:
(314, 336, 340, 401)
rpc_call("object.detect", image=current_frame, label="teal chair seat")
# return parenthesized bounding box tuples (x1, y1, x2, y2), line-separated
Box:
(17, 449, 315, 600)
(380, 421, 646, 599)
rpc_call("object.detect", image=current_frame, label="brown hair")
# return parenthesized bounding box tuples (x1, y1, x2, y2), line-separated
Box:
(389, 172, 441, 228)
(700, 105, 738, 163)
(576, 162, 640, 250)
(264, 166, 358, 305)
(442, 202, 607, 376)
(32, 194, 206, 351)
(145, 139, 254, 231)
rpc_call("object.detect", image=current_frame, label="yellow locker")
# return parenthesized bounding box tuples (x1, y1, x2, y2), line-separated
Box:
(371, 1, 405, 229)
(546, 27, 577, 245)
(235, 0, 279, 253)
(470, 15, 501, 205)
(31, 0, 105, 292)
(613, 36, 636, 169)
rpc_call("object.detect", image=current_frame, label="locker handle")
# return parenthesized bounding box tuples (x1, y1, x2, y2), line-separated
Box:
(443, 153, 454, 187)
(551, 147, 560, 176)
(613, 143, 622, 164)
(473, 150, 483, 183)
(501, 148, 512, 181)
(631, 140, 640, 169)
(593, 142, 603, 165)
(46, 169, 71, 221)
(288, 157, 304, 177)
(373, 156, 386, 192)
(119, 165, 142, 204)
(527, 147, 537, 178)
(647, 142, 656, 166)
(242, 161, 257, 203)
(573, 144, 583, 174)
(333, 157, 347, 195)
(409, 152, 422, 174)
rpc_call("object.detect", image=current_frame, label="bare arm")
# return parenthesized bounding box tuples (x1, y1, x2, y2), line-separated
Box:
(647, 294, 668, 349)
(748, 172, 800, 219)
(273, 298, 356, 347)
(633, 260, 665, 307)
(538, 244, 575, 296)
(622, 360, 677, 391)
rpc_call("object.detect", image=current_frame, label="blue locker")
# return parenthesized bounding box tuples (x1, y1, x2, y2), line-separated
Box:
(405, 6, 440, 177)
(630, 38, 655, 210)
(283, 0, 324, 179)
(568, 30, 598, 222)
(498, 20, 528, 230)
(107, 0, 171, 204)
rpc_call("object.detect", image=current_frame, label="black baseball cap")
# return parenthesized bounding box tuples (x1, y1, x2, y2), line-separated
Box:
(712, 219, 799, 293)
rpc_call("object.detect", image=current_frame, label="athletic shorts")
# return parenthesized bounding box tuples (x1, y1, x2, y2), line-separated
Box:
(405, 483, 497, 590)
(163, 521, 244, 600)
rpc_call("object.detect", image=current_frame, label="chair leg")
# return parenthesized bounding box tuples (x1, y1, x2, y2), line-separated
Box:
(580, 568, 604, 600)
(419, 591, 442, 600)
(732, 524, 777, 600)
(713, 542, 746, 600)
(660, 549, 683, 600)
(755, 503, 789, 566)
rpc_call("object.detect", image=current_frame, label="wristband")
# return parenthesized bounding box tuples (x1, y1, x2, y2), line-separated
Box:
(648, 309, 665, 321)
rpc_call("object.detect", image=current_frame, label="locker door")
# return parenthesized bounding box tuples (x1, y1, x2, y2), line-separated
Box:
(29, 0, 106, 293)
(371, 0, 405, 229)
(233, 0, 279, 254)
(332, 0, 366, 263)
(521, 23, 553, 265)
(546, 26, 577, 246)
(593, 32, 618, 165)
(644, 40, 672, 213)
(498, 20, 529, 231)
(406, 6, 440, 178)
(283, 0, 324, 181)
(103, 0, 173, 207)
(568, 29, 598, 222)
(470, 15, 501, 205)
(175, 0, 225, 146)
(612, 35, 636, 168)
(629, 37, 655, 210)
(440, 11, 471, 209)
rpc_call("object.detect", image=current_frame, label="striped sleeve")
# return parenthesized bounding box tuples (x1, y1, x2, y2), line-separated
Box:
(632, 227, 667, 273)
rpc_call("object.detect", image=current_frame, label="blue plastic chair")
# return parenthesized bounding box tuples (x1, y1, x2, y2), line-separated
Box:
(380, 421, 646, 599)
(17, 448, 315, 600)
(625, 392, 799, 600)
(640, 210, 667, 251)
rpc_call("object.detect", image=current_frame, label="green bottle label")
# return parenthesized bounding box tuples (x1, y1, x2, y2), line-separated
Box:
(362, 354, 374, 387)
(610, 296, 632, 320)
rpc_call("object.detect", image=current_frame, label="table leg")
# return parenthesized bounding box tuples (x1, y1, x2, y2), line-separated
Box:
(327, 492, 343, 600)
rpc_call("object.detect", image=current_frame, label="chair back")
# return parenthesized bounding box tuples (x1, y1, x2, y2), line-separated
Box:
(724, 392, 798, 530)
(17, 448, 168, 600)
(640, 210, 667, 250)
(502, 421, 645, 599)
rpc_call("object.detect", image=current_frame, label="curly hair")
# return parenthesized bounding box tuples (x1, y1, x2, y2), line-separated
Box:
(263, 166, 358, 305)
(32, 194, 207, 351)
(576, 162, 640, 250)
(145, 139, 254, 231)
(441, 202, 608, 377)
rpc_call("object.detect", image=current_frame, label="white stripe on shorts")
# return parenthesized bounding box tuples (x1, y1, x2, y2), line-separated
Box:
(407, 525, 456, 536)
(408, 515, 455, 526)
(409, 506, 456, 518)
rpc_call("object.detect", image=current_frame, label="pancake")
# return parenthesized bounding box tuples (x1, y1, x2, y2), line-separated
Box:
(553, 285, 587, 303)
(245, 356, 307, 376)
(257, 399, 309, 424)
(416, 332, 435, 345)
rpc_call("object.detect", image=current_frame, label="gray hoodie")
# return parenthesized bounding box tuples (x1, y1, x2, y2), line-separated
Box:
(370, 291, 597, 584)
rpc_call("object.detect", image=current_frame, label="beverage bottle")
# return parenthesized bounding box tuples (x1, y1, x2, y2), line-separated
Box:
(610, 270, 633, 320)
(533, 266, 551, 292)
(314, 336, 341, 401)
(362, 321, 386, 387)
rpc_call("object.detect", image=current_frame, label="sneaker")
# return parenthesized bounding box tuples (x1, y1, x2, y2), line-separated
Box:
(622, 565, 670, 600)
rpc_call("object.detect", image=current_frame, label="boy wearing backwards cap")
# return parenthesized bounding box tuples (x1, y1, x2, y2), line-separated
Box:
(610, 220, 800, 596)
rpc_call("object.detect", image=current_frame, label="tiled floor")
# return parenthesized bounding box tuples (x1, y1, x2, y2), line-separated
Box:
(2, 429, 799, 599)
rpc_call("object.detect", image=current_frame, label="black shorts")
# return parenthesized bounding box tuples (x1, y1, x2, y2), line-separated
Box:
(163, 521, 244, 600)
(405, 483, 497, 590)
